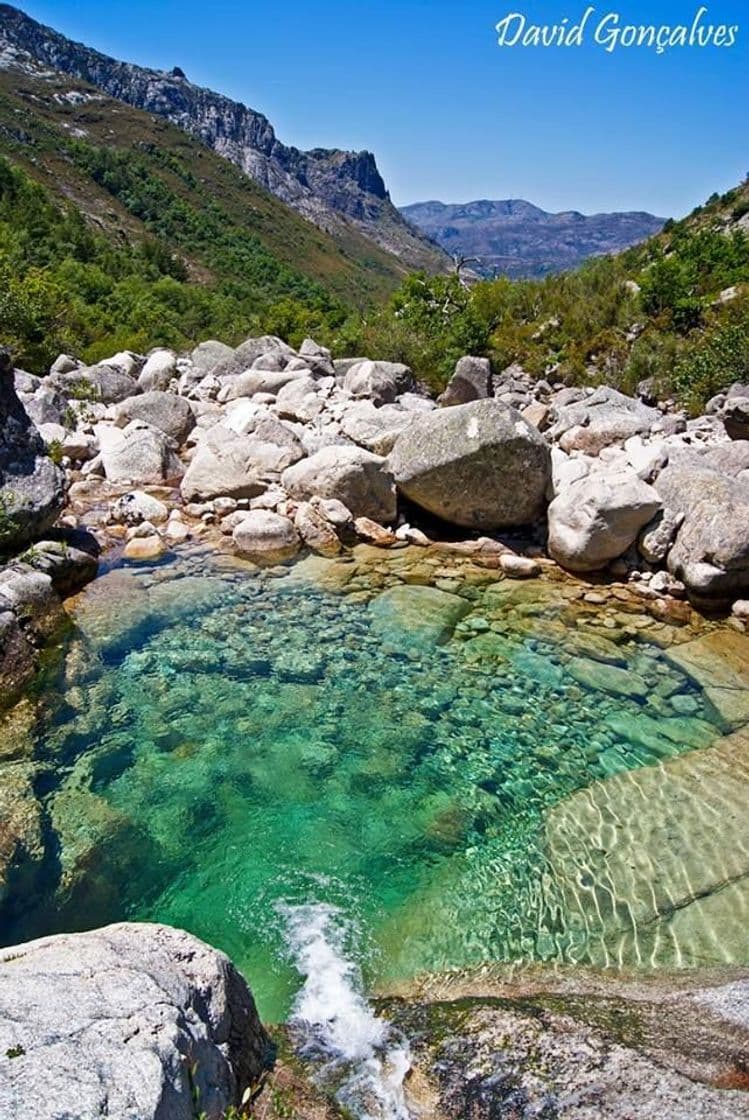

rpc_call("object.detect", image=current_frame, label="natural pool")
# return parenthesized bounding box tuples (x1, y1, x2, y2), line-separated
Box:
(2, 544, 745, 1026)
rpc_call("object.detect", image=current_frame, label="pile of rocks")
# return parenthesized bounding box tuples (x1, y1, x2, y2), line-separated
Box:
(10, 334, 749, 613)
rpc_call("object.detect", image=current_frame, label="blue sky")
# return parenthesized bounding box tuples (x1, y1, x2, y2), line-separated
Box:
(13, 0, 749, 217)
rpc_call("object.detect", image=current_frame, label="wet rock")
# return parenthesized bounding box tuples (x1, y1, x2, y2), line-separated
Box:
(386, 966, 749, 1120)
(0, 923, 271, 1120)
(389, 399, 550, 530)
(0, 610, 36, 702)
(369, 584, 470, 649)
(283, 446, 397, 523)
(0, 761, 44, 910)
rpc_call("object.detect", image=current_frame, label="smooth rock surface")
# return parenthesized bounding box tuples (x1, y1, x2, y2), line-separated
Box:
(180, 427, 266, 501)
(283, 445, 397, 522)
(0, 923, 271, 1120)
(548, 470, 661, 572)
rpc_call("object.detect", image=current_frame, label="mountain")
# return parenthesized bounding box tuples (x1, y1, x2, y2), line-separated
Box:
(0, 52, 426, 371)
(400, 198, 666, 279)
(0, 3, 448, 274)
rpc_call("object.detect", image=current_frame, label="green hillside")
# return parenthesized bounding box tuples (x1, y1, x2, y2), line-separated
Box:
(353, 179, 749, 411)
(0, 66, 408, 370)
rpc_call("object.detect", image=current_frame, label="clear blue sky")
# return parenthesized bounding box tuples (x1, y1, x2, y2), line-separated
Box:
(12, 0, 749, 217)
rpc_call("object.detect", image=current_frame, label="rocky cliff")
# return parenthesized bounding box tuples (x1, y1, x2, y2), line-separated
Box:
(0, 4, 448, 273)
(401, 197, 665, 278)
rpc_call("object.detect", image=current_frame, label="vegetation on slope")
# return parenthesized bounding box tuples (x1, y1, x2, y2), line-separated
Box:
(350, 180, 749, 411)
(1, 62, 747, 414)
(0, 67, 408, 370)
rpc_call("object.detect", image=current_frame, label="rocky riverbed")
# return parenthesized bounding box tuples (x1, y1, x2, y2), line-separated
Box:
(2, 335, 749, 1117)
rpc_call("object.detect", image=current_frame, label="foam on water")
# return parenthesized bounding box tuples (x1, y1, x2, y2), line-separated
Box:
(280, 901, 412, 1120)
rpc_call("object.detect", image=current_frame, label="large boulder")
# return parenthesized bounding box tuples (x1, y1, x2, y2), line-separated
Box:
(53, 363, 140, 405)
(720, 383, 749, 440)
(0, 353, 64, 554)
(339, 400, 417, 456)
(137, 349, 177, 392)
(211, 335, 294, 381)
(275, 374, 325, 423)
(115, 392, 195, 445)
(22, 386, 68, 428)
(655, 459, 749, 597)
(0, 923, 271, 1120)
(220, 367, 310, 401)
(438, 355, 492, 407)
(549, 386, 661, 455)
(548, 469, 661, 572)
(283, 445, 397, 522)
(343, 360, 413, 405)
(101, 424, 182, 485)
(180, 427, 266, 501)
(388, 399, 550, 530)
(190, 339, 235, 378)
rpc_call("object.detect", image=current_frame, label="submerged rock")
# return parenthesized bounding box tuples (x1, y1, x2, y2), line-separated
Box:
(664, 630, 749, 729)
(0, 923, 271, 1120)
(369, 584, 470, 649)
(545, 726, 749, 968)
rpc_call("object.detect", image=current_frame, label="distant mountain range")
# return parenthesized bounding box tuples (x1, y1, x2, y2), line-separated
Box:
(400, 199, 666, 279)
(0, 3, 449, 275)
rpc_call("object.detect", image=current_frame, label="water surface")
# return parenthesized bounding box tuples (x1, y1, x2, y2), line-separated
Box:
(2, 547, 738, 1022)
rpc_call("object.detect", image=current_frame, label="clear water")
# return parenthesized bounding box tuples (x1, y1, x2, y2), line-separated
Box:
(1, 548, 732, 1023)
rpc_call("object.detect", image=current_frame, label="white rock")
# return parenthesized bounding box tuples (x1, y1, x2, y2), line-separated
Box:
(0, 923, 269, 1120)
(232, 510, 301, 559)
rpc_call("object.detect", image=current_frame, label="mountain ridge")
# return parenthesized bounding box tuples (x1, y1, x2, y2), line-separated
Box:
(0, 2, 449, 273)
(401, 197, 666, 278)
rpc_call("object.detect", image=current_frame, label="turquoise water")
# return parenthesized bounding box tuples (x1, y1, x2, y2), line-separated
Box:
(3, 549, 729, 1021)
